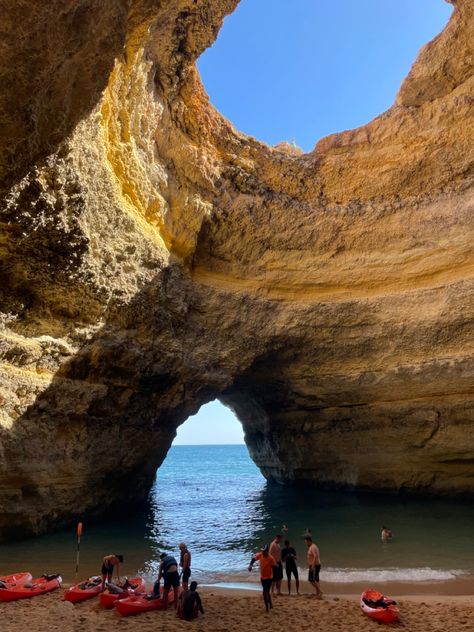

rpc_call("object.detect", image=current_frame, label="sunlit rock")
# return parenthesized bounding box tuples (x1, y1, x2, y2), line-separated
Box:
(0, 0, 473, 540)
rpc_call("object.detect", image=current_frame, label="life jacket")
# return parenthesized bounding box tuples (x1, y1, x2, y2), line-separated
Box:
(162, 555, 178, 572)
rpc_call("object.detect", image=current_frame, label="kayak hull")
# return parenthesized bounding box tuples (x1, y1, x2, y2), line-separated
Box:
(116, 588, 176, 616)
(64, 577, 102, 603)
(0, 576, 62, 602)
(99, 577, 146, 608)
(360, 589, 399, 624)
(0, 572, 32, 587)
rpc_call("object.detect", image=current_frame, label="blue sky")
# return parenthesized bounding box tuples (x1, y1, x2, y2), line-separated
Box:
(177, 0, 453, 445)
(174, 400, 245, 445)
(198, 0, 452, 152)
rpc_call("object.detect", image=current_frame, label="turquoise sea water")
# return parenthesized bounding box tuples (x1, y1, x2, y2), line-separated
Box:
(1, 445, 474, 584)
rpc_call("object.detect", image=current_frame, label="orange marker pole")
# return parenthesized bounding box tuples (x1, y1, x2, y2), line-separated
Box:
(74, 522, 83, 585)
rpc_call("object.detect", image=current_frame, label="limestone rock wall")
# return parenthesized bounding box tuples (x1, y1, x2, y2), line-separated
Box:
(0, 0, 473, 539)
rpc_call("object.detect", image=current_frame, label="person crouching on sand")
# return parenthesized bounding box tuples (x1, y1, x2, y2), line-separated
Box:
(158, 552, 180, 610)
(101, 554, 123, 590)
(248, 545, 276, 612)
(305, 535, 322, 598)
(177, 581, 204, 620)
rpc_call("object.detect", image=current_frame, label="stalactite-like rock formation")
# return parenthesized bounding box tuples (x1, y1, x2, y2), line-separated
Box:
(0, 0, 473, 540)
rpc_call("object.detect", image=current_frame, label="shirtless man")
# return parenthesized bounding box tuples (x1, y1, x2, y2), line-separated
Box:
(305, 535, 322, 598)
(101, 554, 123, 590)
(269, 534, 283, 595)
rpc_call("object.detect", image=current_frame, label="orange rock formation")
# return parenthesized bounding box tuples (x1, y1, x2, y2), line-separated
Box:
(0, 0, 473, 539)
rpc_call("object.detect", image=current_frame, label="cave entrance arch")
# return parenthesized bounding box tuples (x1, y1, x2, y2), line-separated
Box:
(173, 400, 246, 446)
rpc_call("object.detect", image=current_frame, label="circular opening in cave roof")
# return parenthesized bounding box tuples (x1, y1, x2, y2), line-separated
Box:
(198, 0, 453, 153)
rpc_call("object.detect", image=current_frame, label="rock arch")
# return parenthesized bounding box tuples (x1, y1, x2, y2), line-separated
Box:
(0, 0, 473, 540)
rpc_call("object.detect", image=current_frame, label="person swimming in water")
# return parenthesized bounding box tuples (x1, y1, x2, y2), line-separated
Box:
(381, 526, 393, 542)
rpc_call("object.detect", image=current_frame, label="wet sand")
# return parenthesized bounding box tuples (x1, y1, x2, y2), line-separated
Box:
(2, 582, 474, 632)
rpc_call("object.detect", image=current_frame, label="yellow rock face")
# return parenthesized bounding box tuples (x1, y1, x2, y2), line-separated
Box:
(0, 0, 473, 539)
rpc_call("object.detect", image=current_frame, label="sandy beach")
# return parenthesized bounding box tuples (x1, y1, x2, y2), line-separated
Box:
(3, 582, 474, 632)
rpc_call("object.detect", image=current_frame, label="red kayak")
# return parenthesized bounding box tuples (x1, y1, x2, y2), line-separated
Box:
(0, 572, 32, 587)
(360, 589, 399, 624)
(64, 576, 102, 603)
(115, 588, 177, 616)
(99, 577, 146, 608)
(0, 574, 62, 602)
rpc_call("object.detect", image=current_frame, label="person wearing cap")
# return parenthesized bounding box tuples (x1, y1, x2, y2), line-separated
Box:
(248, 545, 276, 612)
(158, 552, 180, 609)
(179, 543, 192, 590)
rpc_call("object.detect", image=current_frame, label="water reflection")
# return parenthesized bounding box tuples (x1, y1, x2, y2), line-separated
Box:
(1, 446, 474, 584)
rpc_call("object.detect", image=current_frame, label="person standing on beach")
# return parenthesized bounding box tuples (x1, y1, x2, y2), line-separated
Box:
(179, 543, 192, 590)
(281, 539, 299, 595)
(158, 552, 180, 609)
(305, 535, 322, 598)
(100, 554, 123, 590)
(248, 545, 276, 612)
(269, 534, 283, 595)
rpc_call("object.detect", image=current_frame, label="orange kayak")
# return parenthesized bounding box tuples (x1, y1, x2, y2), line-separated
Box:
(0, 572, 32, 587)
(99, 577, 146, 608)
(115, 588, 177, 616)
(0, 574, 62, 602)
(64, 576, 102, 603)
(360, 589, 399, 624)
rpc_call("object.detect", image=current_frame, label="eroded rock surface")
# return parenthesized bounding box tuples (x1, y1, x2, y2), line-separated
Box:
(0, 0, 473, 539)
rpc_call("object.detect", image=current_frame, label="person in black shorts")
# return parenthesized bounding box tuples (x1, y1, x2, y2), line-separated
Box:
(158, 552, 180, 609)
(100, 554, 123, 590)
(248, 545, 276, 612)
(179, 543, 192, 590)
(269, 534, 283, 595)
(281, 539, 299, 595)
(305, 536, 322, 598)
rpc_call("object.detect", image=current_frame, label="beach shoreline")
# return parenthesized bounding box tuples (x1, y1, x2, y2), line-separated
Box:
(2, 583, 474, 632)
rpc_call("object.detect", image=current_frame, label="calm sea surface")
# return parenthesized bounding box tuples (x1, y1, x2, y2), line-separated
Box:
(1, 444, 474, 584)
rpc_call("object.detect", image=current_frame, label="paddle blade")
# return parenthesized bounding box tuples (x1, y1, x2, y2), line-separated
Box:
(77, 522, 83, 538)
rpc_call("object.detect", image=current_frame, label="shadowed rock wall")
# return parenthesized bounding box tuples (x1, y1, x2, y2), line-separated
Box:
(0, 0, 473, 540)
